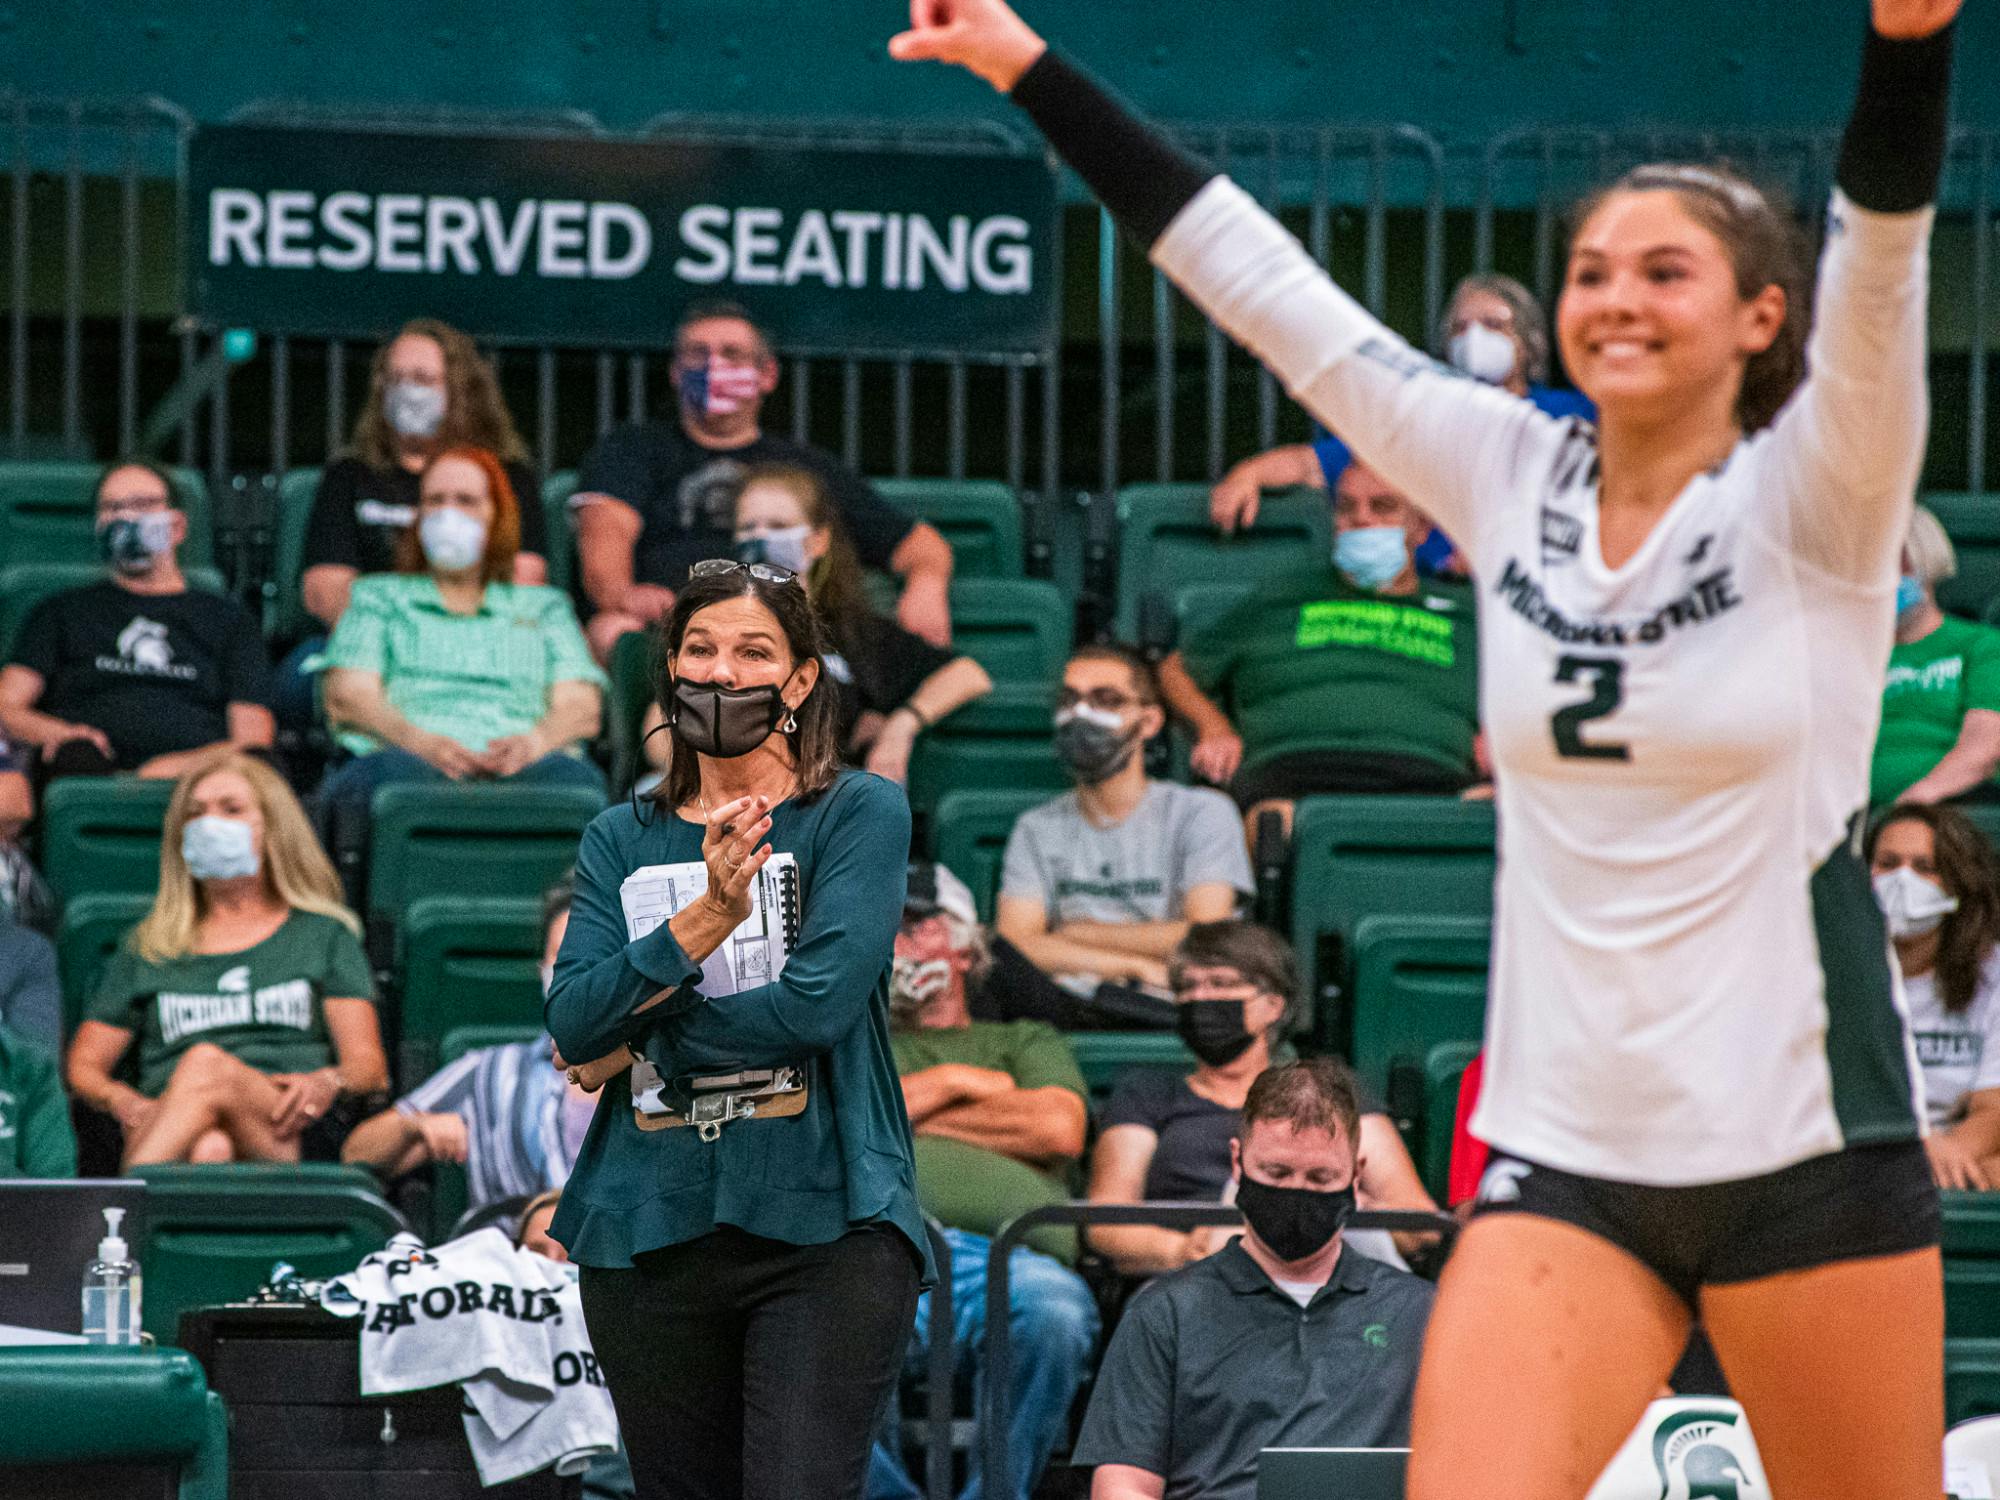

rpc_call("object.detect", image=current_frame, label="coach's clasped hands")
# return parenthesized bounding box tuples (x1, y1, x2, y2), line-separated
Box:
(701, 793, 774, 924)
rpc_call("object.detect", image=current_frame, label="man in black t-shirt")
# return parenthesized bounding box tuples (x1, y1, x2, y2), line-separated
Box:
(571, 300, 955, 660)
(0, 461, 272, 779)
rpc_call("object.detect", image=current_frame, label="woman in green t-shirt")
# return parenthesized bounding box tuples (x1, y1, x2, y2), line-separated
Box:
(66, 751, 387, 1167)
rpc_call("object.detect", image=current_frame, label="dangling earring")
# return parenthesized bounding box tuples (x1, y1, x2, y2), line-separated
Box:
(782, 708, 799, 734)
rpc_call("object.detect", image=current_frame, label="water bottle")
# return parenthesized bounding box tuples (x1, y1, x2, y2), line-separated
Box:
(81, 1206, 142, 1344)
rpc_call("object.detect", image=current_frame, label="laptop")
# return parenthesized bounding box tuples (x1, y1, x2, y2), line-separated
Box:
(0, 1179, 147, 1340)
(1258, 1447, 1409, 1500)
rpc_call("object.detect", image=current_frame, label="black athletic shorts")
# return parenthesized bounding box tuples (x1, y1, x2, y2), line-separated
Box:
(1469, 1140, 1940, 1307)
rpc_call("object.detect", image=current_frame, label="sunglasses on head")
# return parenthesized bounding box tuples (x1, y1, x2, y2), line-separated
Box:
(690, 558, 800, 587)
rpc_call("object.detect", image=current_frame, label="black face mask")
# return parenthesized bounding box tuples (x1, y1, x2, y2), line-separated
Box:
(1052, 710, 1139, 786)
(1174, 999, 1256, 1067)
(669, 675, 792, 758)
(1234, 1174, 1355, 1264)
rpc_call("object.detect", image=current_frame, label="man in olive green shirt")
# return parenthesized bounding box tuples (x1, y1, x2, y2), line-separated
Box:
(0, 1021, 77, 1177)
(1159, 460, 1480, 832)
(870, 861, 1099, 1500)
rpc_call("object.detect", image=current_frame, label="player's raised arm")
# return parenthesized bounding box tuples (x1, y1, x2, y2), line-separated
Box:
(1764, 0, 1957, 580)
(890, 0, 1555, 547)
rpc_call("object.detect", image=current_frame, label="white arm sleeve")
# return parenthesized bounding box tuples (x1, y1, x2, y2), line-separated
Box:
(1150, 177, 1567, 548)
(1755, 190, 1934, 584)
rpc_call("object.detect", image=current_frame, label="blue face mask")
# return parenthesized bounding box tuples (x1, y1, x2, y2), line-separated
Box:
(181, 816, 260, 881)
(1895, 574, 1925, 616)
(1334, 526, 1410, 591)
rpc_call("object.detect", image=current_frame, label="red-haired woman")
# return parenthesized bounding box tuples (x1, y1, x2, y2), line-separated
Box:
(318, 445, 607, 825)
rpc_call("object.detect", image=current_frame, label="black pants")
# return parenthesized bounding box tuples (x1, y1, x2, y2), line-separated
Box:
(579, 1224, 922, 1500)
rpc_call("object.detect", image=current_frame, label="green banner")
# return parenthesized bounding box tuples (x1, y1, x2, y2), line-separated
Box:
(187, 123, 1059, 355)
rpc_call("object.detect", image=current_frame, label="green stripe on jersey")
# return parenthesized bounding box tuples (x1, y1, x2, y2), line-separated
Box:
(1812, 812, 1921, 1146)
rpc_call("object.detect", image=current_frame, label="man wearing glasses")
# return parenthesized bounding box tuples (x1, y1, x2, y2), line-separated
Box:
(0, 460, 272, 781)
(997, 644, 1250, 1015)
(570, 300, 956, 661)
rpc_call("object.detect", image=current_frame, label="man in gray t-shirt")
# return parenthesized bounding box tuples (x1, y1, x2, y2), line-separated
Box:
(997, 645, 1252, 996)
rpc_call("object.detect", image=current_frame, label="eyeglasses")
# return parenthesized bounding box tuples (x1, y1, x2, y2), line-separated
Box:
(690, 558, 801, 587)
(1058, 688, 1143, 713)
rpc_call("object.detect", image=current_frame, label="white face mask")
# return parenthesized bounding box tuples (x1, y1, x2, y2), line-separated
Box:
(384, 380, 447, 439)
(1448, 321, 1519, 386)
(735, 524, 813, 576)
(1873, 865, 1959, 939)
(419, 507, 488, 573)
(181, 815, 260, 881)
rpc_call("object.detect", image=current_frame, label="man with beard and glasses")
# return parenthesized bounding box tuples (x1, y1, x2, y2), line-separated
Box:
(997, 644, 1250, 1018)
(1073, 1058, 1433, 1500)
(872, 860, 1101, 1500)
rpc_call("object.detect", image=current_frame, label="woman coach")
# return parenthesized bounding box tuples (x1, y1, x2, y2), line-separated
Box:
(545, 559, 928, 1500)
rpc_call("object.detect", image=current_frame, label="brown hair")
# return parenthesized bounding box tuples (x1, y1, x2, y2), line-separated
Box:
(649, 568, 842, 814)
(732, 464, 872, 636)
(1068, 641, 1161, 706)
(1241, 1057, 1363, 1149)
(675, 301, 775, 364)
(1171, 921, 1298, 1033)
(92, 457, 178, 509)
(393, 445, 522, 586)
(348, 318, 530, 470)
(1571, 163, 1810, 434)
(1868, 804, 2000, 1015)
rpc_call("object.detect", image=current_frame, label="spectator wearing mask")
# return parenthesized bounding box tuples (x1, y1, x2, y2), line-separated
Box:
(572, 301, 955, 660)
(638, 464, 991, 785)
(1160, 460, 1481, 831)
(1869, 805, 2000, 1190)
(344, 879, 599, 1211)
(874, 860, 1101, 1500)
(0, 1019, 75, 1178)
(1208, 273, 1592, 554)
(318, 446, 608, 825)
(0, 731, 50, 933)
(1871, 505, 2000, 806)
(0, 460, 273, 780)
(66, 752, 388, 1167)
(1073, 1058, 1433, 1500)
(1087, 921, 1435, 1276)
(1210, 273, 1590, 534)
(996, 644, 1248, 1003)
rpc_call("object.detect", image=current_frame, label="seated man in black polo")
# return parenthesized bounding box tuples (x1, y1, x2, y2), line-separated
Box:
(0, 460, 273, 781)
(1074, 1057, 1433, 1500)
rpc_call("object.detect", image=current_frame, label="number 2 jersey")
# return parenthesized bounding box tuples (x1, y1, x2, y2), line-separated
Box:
(1153, 178, 1934, 1184)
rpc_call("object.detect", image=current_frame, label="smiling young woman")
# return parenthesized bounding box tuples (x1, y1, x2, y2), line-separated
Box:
(893, 1, 1960, 1497)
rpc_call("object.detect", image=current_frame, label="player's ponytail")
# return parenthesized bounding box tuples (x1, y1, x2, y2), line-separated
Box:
(1574, 163, 1811, 435)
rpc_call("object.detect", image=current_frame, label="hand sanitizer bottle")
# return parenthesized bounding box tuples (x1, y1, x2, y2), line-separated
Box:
(82, 1206, 142, 1344)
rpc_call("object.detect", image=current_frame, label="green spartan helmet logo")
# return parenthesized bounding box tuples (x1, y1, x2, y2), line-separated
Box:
(1652, 1409, 1755, 1500)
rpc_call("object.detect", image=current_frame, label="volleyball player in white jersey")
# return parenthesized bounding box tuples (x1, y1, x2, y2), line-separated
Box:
(895, 2, 1961, 1496)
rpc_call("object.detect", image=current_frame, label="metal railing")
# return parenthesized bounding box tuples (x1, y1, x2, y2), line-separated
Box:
(979, 1201, 1460, 1500)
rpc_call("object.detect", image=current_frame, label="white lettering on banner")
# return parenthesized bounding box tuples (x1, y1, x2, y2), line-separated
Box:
(206, 191, 1035, 294)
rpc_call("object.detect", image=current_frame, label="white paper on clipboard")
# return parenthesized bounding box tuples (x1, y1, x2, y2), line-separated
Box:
(620, 854, 799, 998)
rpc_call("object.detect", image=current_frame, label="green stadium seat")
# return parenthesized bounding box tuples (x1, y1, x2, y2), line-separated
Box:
(0, 561, 229, 662)
(1928, 493, 2000, 621)
(1959, 803, 2000, 854)
(39, 777, 176, 903)
(1169, 580, 1256, 654)
(0, 460, 214, 570)
(1420, 1039, 1482, 1205)
(604, 627, 657, 795)
(1114, 483, 1329, 642)
(398, 895, 547, 1086)
(1287, 794, 1497, 1046)
(0, 1346, 227, 1498)
(874, 478, 1024, 578)
(542, 470, 579, 594)
(930, 786, 1052, 921)
(267, 467, 321, 643)
(1349, 916, 1489, 1137)
(56, 891, 153, 1038)
(1947, 1339, 2000, 1426)
(364, 783, 604, 942)
(132, 1162, 407, 1342)
(1067, 1031, 1194, 1113)
(1944, 1190, 2000, 1340)
(948, 578, 1072, 689)
(906, 687, 1069, 826)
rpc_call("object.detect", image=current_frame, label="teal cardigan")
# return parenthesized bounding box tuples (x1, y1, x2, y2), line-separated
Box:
(545, 770, 931, 1276)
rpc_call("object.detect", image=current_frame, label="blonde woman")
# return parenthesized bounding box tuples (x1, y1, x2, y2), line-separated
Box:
(66, 751, 387, 1167)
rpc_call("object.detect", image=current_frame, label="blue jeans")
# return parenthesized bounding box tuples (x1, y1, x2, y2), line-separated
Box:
(868, 1229, 1100, 1500)
(316, 745, 608, 828)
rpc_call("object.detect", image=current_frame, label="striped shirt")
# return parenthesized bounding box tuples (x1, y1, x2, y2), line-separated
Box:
(396, 1039, 582, 1210)
(323, 575, 607, 756)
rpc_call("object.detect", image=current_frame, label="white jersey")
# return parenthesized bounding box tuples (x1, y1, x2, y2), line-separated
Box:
(1904, 948, 2000, 1128)
(1154, 178, 1934, 1184)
